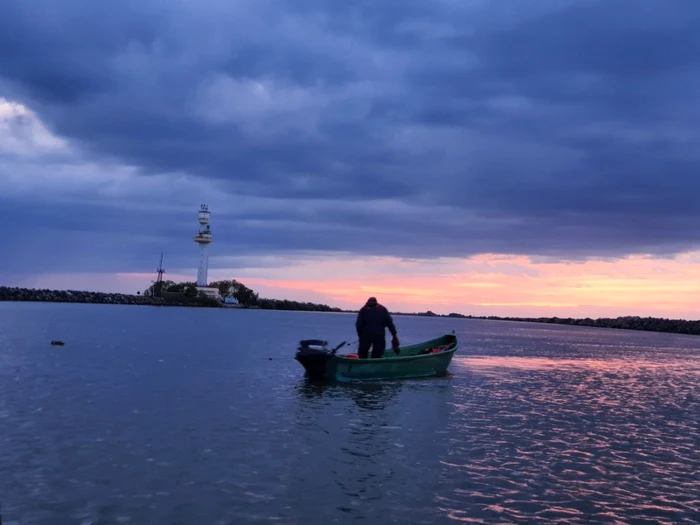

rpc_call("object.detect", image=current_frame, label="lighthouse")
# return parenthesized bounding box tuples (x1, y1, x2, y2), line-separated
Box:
(193, 204, 212, 287)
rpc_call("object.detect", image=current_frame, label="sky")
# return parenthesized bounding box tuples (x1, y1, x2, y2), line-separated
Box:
(1, 0, 700, 319)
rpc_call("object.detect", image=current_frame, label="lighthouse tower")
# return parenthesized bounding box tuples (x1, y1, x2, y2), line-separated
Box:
(193, 204, 212, 287)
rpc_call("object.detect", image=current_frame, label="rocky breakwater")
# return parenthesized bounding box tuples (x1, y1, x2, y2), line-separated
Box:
(0, 286, 164, 306)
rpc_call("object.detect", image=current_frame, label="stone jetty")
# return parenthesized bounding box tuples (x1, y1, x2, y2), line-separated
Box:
(0, 286, 218, 307)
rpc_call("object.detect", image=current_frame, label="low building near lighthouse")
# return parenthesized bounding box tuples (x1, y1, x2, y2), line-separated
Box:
(196, 286, 223, 301)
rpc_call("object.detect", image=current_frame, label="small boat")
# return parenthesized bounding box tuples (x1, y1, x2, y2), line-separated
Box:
(294, 332, 458, 382)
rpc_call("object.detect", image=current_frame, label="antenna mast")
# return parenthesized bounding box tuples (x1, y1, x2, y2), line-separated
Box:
(154, 252, 165, 297)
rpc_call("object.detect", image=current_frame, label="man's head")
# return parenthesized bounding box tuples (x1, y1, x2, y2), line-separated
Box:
(365, 296, 378, 307)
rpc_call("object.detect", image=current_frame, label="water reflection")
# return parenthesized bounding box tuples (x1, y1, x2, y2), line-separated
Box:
(295, 379, 402, 410)
(435, 354, 700, 524)
(287, 379, 452, 522)
(458, 355, 700, 374)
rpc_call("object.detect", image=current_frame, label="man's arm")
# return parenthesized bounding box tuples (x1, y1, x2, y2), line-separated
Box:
(384, 307, 397, 337)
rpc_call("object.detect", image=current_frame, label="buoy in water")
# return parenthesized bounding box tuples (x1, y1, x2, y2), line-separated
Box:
(50, 340, 65, 346)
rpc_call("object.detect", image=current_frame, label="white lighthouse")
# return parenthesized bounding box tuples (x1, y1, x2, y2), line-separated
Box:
(193, 204, 212, 287)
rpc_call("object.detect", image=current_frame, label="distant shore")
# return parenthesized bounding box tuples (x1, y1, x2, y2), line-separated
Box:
(389, 310, 700, 337)
(2, 286, 699, 337)
(0, 286, 334, 311)
(0, 286, 191, 307)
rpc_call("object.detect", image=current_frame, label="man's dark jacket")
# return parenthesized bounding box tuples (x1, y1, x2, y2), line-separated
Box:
(355, 298, 397, 339)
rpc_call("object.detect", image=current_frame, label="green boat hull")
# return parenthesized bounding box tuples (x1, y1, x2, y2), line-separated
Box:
(295, 333, 458, 382)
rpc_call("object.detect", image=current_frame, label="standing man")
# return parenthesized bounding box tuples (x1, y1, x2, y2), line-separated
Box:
(355, 297, 400, 358)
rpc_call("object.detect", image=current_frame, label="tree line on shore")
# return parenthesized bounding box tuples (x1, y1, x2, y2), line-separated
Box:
(143, 279, 343, 312)
(482, 314, 700, 336)
(2, 283, 699, 336)
(393, 310, 700, 336)
(144, 280, 700, 335)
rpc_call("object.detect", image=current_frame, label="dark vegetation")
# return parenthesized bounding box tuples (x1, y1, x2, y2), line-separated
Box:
(143, 279, 342, 312)
(394, 310, 700, 336)
(2, 284, 698, 336)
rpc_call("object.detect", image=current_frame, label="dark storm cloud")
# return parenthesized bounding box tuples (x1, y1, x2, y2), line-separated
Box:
(480, 0, 700, 79)
(3, 0, 700, 272)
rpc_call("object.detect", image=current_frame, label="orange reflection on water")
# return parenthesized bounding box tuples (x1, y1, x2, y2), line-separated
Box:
(456, 356, 700, 373)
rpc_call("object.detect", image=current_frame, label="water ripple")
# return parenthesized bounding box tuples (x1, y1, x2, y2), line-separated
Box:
(1, 306, 700, 523)
(437, 354, 700, 523)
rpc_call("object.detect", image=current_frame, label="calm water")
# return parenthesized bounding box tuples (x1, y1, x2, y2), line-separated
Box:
(1, 303, 699, 524)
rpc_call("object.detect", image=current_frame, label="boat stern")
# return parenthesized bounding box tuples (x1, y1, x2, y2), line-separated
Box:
(294, 339, 334, 380)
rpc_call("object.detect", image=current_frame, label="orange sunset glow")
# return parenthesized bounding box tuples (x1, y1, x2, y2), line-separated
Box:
(238, 252, 700, 318)
(15, 251, 700, 320)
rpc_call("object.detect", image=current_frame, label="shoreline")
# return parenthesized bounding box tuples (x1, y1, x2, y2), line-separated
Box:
(388, 311, 700, 337)
(0, 286, 214, 308)
(0, 286, 336, 312)
(2, 286, 699, 337)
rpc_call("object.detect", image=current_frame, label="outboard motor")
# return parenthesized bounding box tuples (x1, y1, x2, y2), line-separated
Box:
(295, 339, 346, 380)
(295, 339, 332, 380)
